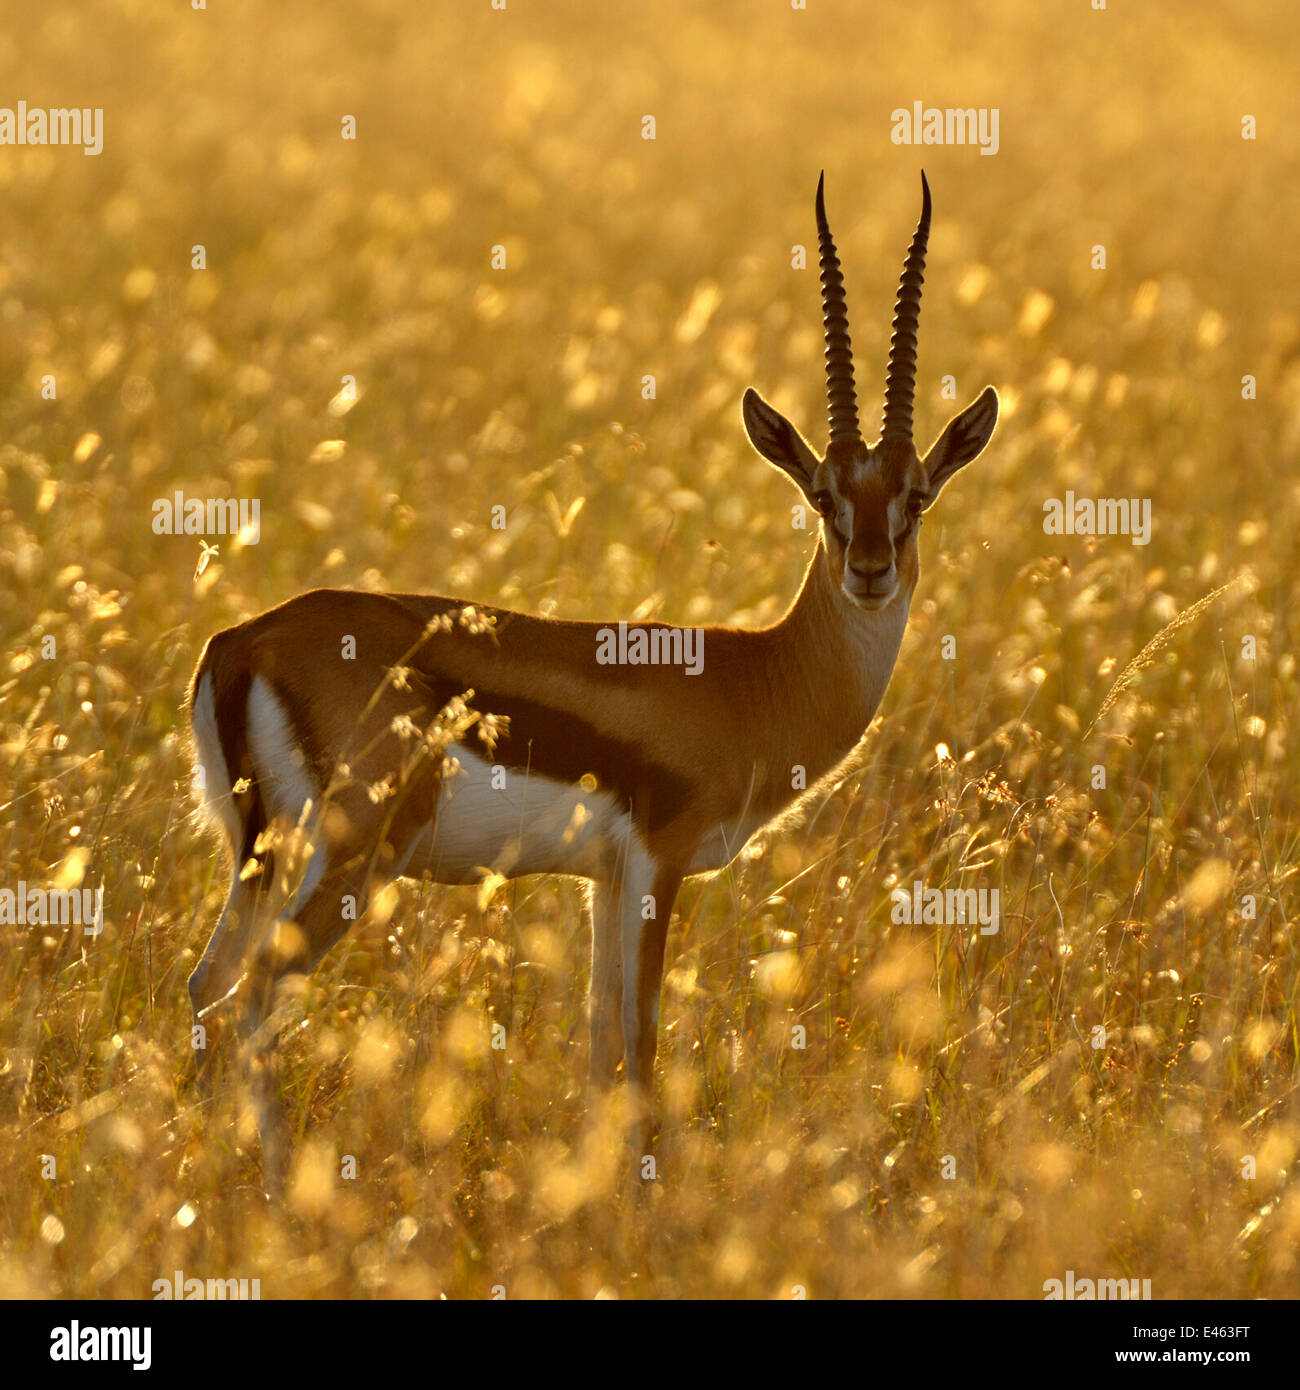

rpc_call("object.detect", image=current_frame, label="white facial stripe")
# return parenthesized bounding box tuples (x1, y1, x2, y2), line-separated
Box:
(818, 476, 852, 537)
(831, 487, 851, 534)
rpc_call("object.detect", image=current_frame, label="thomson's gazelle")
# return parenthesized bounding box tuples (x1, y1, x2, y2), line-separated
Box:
(186, 172, 998, 1175)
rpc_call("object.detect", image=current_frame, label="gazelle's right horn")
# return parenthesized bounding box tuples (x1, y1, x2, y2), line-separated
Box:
(816, 172, 862, 455)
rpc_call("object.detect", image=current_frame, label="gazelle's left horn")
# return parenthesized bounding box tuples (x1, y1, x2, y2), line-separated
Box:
(881, 170, 932, 444)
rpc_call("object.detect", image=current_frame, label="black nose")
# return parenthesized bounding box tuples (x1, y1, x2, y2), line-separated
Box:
(848, 559, 893, 584)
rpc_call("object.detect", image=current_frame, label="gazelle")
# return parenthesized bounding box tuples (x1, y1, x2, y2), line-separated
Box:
(186, 171, 998, 1176)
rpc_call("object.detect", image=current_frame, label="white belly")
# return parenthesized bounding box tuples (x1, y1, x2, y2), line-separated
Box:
(411, 747, 635, 883)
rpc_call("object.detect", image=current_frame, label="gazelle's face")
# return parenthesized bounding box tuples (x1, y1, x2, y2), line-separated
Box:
(741, 384, 1000, 613)
(811, 439, 925, 611)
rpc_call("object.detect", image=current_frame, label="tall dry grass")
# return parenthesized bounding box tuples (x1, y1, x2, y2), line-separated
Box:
(1, 0, 1298, 1297)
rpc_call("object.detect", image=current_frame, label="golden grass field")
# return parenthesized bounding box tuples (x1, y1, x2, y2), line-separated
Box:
(2, 0, 1299, 1299)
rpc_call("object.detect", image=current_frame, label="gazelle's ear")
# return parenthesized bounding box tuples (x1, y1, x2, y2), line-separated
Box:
(742, 388, 820, 497)
(919, 385, 998, 507)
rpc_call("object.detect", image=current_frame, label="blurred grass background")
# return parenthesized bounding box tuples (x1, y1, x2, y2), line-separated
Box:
(1, 0, 1299, 1297)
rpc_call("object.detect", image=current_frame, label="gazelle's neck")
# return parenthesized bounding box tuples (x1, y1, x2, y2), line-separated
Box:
(769, 536, 913, 750)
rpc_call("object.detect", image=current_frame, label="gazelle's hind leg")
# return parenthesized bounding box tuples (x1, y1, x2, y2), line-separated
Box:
(236, 739, 443, 1187)
(190, 867, 274, 1095)
(188, 666, 276, 1079)
(238, 827, 380, 1187)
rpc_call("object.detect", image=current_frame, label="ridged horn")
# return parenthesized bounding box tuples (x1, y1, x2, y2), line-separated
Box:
(815, 171, 862, 453)
(881, 170, 931, 443)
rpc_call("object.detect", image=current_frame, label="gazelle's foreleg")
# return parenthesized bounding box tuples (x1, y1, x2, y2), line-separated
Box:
(587, 874, 625, 1092)
(620, 858, 683, 1170)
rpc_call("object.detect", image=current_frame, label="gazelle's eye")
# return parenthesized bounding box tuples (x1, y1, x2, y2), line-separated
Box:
(812, 491, 835, 517)
(893, 493, 924, 543)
